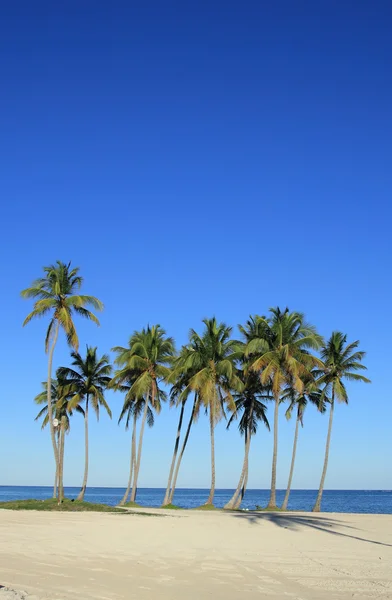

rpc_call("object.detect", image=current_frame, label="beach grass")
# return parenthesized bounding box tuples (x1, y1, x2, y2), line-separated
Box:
(160, 503, 182, 510)
(193, 504, 220, 511)
(123, 501, 142, 508)
(0, 498, 129, 512)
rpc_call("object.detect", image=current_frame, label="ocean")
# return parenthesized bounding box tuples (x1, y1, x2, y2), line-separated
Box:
(0, 486, 391, 513)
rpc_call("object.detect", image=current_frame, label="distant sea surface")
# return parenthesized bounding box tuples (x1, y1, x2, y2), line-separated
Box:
(0, 487, 391, 513)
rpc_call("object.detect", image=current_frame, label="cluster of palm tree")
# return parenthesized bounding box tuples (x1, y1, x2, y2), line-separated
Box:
(22, 261, 370, 512)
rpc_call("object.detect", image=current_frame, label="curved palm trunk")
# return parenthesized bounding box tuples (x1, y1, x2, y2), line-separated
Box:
(225, 427, 251, 510)
(206, 397, 216, 505)
(130, 391, 152, 503)
(267, 395, 280, 509)
(281, 412, 300, 510)
(162, 400, 186, 506)
(48, 322, 60, 497)
(313, 394, 335, 512)
(234, 459, 249, 509)
(77, 395, 89, 501)
(168, 395, 197, 504)
(119, 413, 137, 506)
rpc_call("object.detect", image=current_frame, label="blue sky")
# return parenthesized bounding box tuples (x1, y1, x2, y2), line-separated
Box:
(0, 1, 390, 490)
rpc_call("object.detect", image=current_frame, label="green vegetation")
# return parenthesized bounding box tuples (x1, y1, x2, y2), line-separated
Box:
(0, 499, 125, 512)
(193, 504, 221, 511)
(160, 503, 182, 510)
(21, 261, 370, 513)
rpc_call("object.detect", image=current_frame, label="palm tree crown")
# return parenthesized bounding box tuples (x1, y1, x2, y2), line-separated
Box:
(34, 377, 84, 432)
(21, 260, 103, 351)
(112, 325, 175, 402)
(317, 331, 371, 402)
(58, 347, 112, 417)
(248, 308, 323, 395)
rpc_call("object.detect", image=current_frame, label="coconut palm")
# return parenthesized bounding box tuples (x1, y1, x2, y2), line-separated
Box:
(111, 376, 155, 506)
(179, 318, 242, 505)
(34, 377, 84, 501)
(112, 325, 174, 503)
(162, 346, 202, 507)
(165, 393, 198, 506)
(247, 308, 323, 509)
(21, 261, 102, 495)
(224, 370, 271, 509)
(280, 373, 327, 510)
(57, 347, 112, 501)
(312, 332, 370, 512)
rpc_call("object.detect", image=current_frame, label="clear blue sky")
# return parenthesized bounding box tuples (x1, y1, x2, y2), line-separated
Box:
(1, 1, 390, 490)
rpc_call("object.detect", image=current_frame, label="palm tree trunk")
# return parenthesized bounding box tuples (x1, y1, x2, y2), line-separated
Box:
(119, 413, 137, 506)
(281, 412, 300, 510)
(168, 394, 197, 504)
(234, 463, 249, 508)
(58, 418, 66, 504)
(267, 394, 280, 509)
(48, 321, 60, 495)
(77, 395, 89, 501)
(206, 396, 216, 505)
(224, 427, 251, 510)
(235, 457, 249, 509)
(163, 400, 186, 506)
(313, 394, 334, 512)
(130, 391, 151, 503)
(53, 428, 60, 498)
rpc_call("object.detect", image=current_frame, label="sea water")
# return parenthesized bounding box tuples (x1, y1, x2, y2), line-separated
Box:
(0, 486, 391, 513)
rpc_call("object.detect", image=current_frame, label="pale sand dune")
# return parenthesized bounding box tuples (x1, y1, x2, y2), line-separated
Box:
(0, 509, 391, 600)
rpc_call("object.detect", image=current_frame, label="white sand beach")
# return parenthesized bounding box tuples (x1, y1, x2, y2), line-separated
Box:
(0, 508, 391, 600)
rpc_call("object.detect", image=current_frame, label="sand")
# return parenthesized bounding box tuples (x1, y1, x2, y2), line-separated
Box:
(0, 508, 391, 600)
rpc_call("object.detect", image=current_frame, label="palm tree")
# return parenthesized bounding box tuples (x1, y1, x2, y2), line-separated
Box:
(21, 261, 102, 495)
(179, 318, 242, 505)
(162, 347, 201, 507)
(57, 347, 112, 501)
(280, 373, 326, 510)
(34, 376, 84, 500)
(112, 325, 174, 503)
(248, 308, 323, 509)
(224, 370, 271, 509)
(165, 393, 198, 506)
(312, 332, 370, 512)
(111, 378, 155, 506)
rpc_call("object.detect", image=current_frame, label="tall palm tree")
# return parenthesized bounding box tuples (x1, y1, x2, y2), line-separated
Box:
(112, 325, 174, 503)
(280, 373, 326, 510)
(165, 393, 198, 506)
(162, 347, 201, 507)
(57, 347, 112, 501)
(248, 308, 323, 509)
(224, 370, 271, 509)
(21, 261, 102, 495)
(34, 376, 84, 500)
(111, 377, 155, 506)
(312, 332, 370, 512)
(179, 318, 242, 505)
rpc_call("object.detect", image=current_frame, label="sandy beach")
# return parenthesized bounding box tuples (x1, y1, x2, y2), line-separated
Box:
(0, 508, 391, 600)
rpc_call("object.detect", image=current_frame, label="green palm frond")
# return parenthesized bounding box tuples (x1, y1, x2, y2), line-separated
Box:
(22, 261, 102, 352)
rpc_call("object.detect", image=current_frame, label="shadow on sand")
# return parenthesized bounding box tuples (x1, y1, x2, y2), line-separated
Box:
(230, 511, 392, 548)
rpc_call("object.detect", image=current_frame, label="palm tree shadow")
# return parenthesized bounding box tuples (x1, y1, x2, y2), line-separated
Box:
(231, 512, 392, 548)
